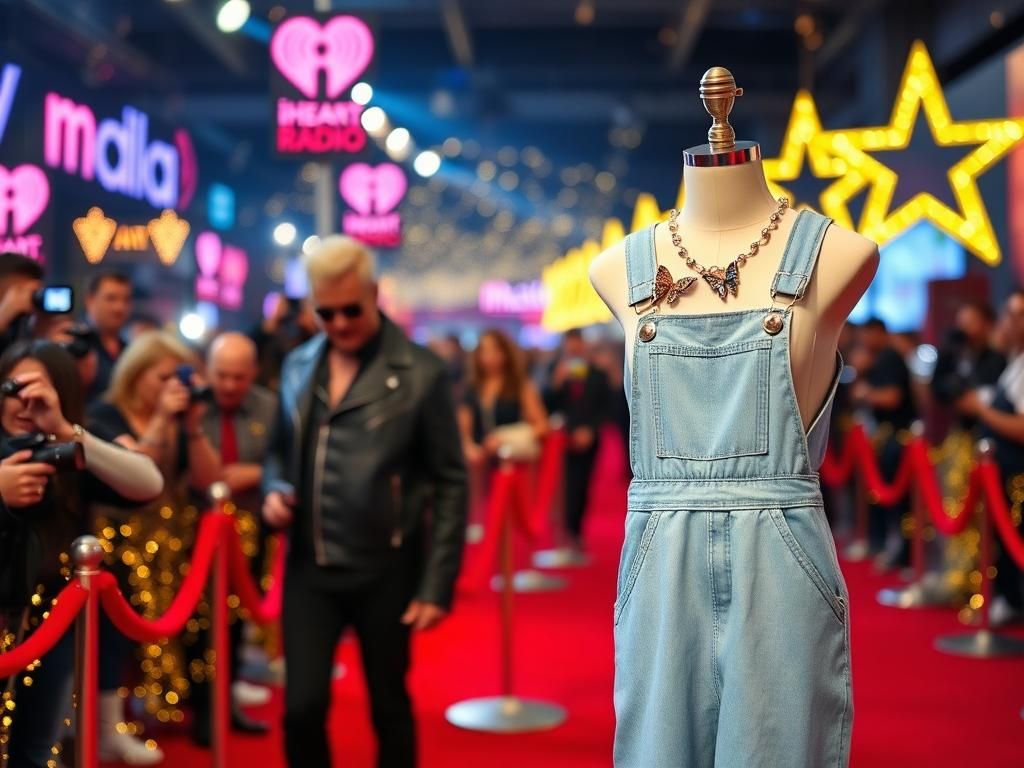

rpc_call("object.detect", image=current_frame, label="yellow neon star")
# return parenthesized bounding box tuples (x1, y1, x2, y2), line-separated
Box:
(762, 90, 847, 209)
(815, 39, 1024, 265)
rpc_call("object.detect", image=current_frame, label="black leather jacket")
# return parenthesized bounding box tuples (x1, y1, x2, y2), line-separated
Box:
(263, 318, 468, 608)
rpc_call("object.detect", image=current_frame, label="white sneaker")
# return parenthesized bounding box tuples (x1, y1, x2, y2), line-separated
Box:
(98, 728, 165, 765)
(232, 679, 272, 708)
(990, 595, 1020, 627)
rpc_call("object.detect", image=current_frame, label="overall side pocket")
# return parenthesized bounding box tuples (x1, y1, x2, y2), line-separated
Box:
(614, 510, 661, 626)
(767, 507, 847, 625)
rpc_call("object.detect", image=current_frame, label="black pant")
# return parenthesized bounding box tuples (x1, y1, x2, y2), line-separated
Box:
(565, 446, 598, 541)
(282, 560, 415, 768)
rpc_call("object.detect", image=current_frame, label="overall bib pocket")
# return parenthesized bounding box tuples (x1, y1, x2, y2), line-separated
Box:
(614, 510, 661, 626)
(767, 506, 847, 625)
(650, 340, 771, 460)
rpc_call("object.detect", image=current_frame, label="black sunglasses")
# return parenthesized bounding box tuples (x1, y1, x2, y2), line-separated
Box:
(314, 303, 364, 322)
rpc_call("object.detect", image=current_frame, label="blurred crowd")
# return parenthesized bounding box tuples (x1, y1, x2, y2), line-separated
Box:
(2, 234, 1022, 768)
(827, 295, 1024, 628)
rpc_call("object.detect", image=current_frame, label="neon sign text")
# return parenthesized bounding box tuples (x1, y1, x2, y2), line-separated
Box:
(0, 164, 49, 262)
(43, 93, 181, 209)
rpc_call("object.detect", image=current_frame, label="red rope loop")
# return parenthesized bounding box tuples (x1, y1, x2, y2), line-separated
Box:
(225, 525, 285, 624)
(0, 580, 88, 677)
(96, 513, 226, 642)
(978, 459, 1024, 569)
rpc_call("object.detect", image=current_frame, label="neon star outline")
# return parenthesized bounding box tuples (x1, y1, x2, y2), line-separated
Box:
(815, 39, 1024, 265)
(762, 89, 847, 210)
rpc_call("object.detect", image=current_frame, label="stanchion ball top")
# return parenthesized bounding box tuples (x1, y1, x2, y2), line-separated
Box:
(976, 438, 996, 457)
(208, 481, 233, 503)
(71, 535, 105, 569)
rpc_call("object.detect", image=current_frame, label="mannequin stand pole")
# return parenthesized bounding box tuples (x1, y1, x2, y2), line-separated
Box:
(446, 465, 567, 733)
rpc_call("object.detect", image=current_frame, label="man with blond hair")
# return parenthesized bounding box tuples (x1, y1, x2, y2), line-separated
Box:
(263, 236, 467, 768)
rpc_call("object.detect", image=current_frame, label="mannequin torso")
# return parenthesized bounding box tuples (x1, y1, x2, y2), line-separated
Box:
(589, 158, 879, 429)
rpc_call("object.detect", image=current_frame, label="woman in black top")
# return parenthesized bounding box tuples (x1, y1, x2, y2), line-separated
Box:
(0, 341, 162, 768)
(457, 329, 548, 467)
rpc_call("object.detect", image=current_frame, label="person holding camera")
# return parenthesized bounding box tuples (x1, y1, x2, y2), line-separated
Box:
(190, 332, 276, 745)
(0, 340, 163, 768)
(543, 329, 609, 553)
(87, 330, 222, 764)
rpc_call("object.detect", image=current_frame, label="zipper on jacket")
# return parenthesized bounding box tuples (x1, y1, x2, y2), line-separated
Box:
(312, 425, 329, 565)
(390, 473, 403, 548)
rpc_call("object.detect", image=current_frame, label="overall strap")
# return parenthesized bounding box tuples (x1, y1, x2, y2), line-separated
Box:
(770, 210, 833, 300)
(625, 225, 658, 307)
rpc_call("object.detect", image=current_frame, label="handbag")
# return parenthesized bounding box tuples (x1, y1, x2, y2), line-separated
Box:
(491, 422, 541, 462)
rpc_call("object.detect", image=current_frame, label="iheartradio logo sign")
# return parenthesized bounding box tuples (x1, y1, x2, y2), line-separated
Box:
(43, 92, 196, 210)
(340, 163, 405, 248)
(270, 14, 374, 157)
(195, 231, 249, 311)
(0, 164, 50, 262)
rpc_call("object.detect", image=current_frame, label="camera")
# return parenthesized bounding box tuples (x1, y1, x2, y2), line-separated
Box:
(0, 433, 85, 471)
(175, 364, 213, 403)
(0, 379, 26, 397)
(33, 286, 73, 315)
(61, 325, 97, 360)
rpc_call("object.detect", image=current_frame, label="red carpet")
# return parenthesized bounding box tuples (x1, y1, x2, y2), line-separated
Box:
(133, 433, 1023, 767)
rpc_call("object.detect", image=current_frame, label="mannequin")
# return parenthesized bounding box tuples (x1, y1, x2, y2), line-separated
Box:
(590, 105, 878, 429)
(602, 68, 879, 768)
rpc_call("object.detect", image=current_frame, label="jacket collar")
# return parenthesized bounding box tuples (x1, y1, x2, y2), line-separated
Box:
(287, 314, 413, 421)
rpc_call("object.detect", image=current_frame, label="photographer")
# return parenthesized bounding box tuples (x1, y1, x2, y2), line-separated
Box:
(931, 300, 1005, 433)
(32, 313, 100, 394)
(87, 330, 222, 763)
(0, 253, 44, 354)
(0, 340, 162, 768)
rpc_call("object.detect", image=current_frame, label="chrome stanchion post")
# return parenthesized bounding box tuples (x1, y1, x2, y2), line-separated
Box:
(208, 482, 232, 768)
(844, 420, 871, 561)
(878, 421, 946, 608)
(446, 452, 567, 733)
(72, 535, 104, 768)
(936, 439, 1024, 657)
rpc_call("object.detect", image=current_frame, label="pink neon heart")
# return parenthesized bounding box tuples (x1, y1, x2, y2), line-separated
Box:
(195, 231, 222, 278)
(0, 165, 50, 236)
(271, 16, 374, 100)
(339, 163, 407, 216)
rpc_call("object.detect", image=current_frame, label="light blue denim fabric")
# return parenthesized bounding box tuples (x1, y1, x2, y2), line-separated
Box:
(614, 210, 851, 768)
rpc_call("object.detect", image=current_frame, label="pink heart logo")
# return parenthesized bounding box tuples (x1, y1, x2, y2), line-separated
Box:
(271, 16, 374, 100)
(339, 163, 406, 215)
(0, 165, 50, 236)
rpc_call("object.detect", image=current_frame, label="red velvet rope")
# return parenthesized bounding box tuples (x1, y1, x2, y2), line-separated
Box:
(978, 459, 1024, 569)
(225, 525, 285, 624)
(457, 464, 524, 593)
(524, 429, 567, 542)
(0, 581, 88, 677)
(96, 513, 226, 642)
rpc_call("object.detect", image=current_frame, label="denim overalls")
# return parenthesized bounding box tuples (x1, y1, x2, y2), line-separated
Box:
(614, 210, 852, 768)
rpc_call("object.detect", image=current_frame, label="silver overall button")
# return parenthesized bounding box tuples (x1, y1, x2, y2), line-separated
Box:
(762, 311, 784, 336)
(638, 321, 657, 343)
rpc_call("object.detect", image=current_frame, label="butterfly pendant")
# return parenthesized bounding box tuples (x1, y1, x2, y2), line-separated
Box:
(653, 265, 697, 306)
(701, 261, 740, 301)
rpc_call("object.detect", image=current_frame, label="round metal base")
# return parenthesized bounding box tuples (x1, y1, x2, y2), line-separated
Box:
(876, 580, 950, 609)
(532, 547, 591, 569)
(446, 696, 567, 734)
(491, 569, 567, 593)
(844, 539, 870, 562)
(934, 629, 1024, 658)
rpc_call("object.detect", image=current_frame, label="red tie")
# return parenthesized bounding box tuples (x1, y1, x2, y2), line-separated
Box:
(220, 410, 239, 465)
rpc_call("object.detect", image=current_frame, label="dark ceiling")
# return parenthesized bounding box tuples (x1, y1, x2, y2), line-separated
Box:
(1, 0, 1021, 310)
